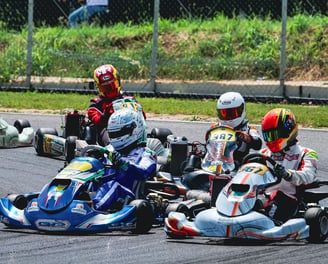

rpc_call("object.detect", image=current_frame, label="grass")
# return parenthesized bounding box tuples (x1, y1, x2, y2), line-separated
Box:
(1, 15, 327, 128)
(0, 14, 328, 82)
(0, 91, 327, 128)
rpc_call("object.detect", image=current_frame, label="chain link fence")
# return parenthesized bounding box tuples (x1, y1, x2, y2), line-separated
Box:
(0, 0, 327, 103)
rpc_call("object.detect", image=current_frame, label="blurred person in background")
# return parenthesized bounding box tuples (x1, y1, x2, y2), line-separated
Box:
(67, 0, 109, 27)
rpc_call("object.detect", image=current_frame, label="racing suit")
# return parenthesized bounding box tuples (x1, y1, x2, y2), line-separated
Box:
(87, 94, 145, 146)
(206, 120, 262, 168)
(260, 143, 318, 222)
(92, 146, 157, 211)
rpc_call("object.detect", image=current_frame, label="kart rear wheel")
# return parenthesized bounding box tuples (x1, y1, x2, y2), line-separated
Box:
(65, 136, 77, 162)
(130, 199, 154, 234)
(305, 207, 328, 243)
(149, 128, 173, 144)
(34, 128, 58, 155)
(13, 119, 31, 133)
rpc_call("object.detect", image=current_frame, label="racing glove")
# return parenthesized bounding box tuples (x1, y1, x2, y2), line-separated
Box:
(107, 151, 129, 171)
(236, 131, 252, 143)
(274, 164, 292, 181)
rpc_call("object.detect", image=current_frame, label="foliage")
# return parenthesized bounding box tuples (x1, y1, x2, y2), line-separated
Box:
(0, 14, 327, 82)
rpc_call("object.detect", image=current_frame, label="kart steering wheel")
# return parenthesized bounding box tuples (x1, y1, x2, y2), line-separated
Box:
(242, 152, 273, 166)
(81, 145, 109, 159)
(242, 152, 265, 165)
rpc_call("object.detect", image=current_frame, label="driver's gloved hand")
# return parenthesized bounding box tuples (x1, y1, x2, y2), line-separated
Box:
(274, 164, 292, 181)
(108, 151, 129, 171)
(86, 148, 106, 160)
(236, 131, 251, 143)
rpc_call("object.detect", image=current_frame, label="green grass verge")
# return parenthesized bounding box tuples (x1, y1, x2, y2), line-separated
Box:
(0, 91, 327, 128)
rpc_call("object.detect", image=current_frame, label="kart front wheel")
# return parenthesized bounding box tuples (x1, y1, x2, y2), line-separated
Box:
(305, 207, 328, 243)
(65, 136, 77, 162)
(130, 199, 154, 234)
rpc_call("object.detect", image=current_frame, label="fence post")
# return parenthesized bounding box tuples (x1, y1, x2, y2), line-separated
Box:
(150, 0, 160, 93)
(279, 0, 288, 98)
(26, 0, 34, 89)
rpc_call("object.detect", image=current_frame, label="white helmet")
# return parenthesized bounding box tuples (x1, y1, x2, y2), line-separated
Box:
(107, 108, 147, 151)
(216, 92, 246, 128)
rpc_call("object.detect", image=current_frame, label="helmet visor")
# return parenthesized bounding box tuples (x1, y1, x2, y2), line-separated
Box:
(262, 127, 290, 143)
(265, 138, 284, 153)
(98, 83, 120, 98)
(108, 122, 136, 139)
(217, 104, 244, 121)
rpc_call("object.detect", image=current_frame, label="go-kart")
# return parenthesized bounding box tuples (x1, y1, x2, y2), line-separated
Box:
(33, 99, 173, 163)
(33, 108, 96, 162)
(0, 145, 180, 233)
(0, 117, 34, 148)
(164, 153, 328, 243)
(34, 97, 146, 160)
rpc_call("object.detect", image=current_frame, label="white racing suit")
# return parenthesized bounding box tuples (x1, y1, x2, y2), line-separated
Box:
(92, 147, 156, 211)
(260, 143, 318, 222)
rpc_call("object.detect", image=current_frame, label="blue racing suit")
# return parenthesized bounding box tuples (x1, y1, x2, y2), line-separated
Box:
(92, 146, 156, 211)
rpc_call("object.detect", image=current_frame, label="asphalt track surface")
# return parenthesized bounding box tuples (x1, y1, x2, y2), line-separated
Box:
(1, 112, 328, 264)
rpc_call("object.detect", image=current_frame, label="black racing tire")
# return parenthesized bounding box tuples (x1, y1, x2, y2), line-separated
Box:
(130, 199, 154, 234)
(65, 136, 77, 163)
(165, 203, 189, 217)
(34, 128, 58, 155)
(7, 194, 28, 210)
(150, 128, 173, 144)
(305, 207, 328, 243)
(13, 119, 31, 133)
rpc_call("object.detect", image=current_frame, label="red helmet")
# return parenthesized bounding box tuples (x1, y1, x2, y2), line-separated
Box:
(93, 64, 121, 98)
(261, 108, 298, 152)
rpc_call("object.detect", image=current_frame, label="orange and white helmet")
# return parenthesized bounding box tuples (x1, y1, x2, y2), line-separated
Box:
(261, 108, 298, 153)
(93, 64, 121, 98)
